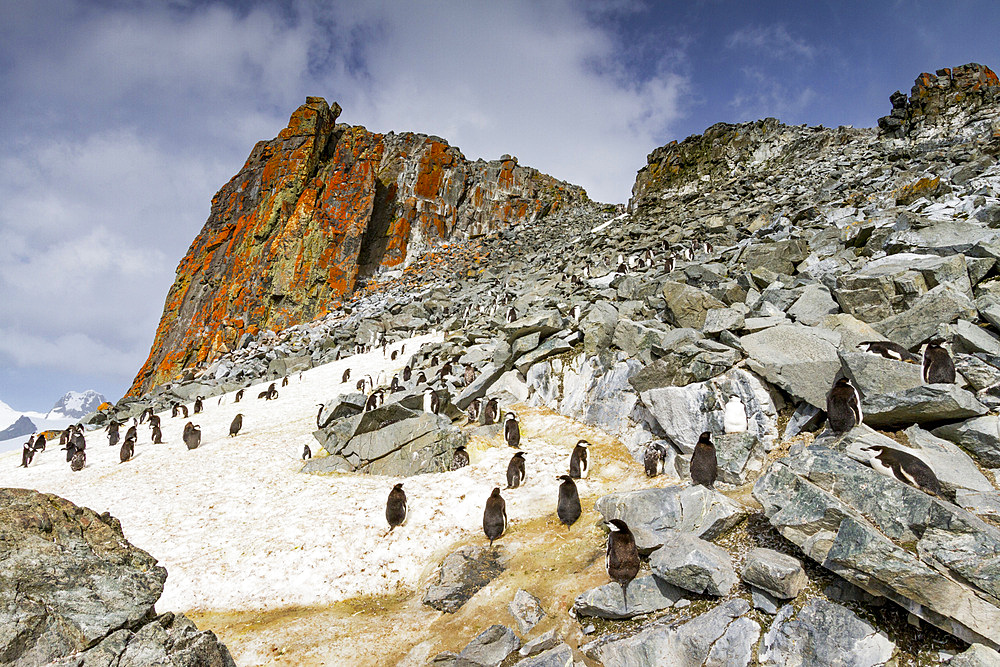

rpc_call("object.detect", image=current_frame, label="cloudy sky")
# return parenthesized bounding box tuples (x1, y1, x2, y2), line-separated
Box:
(2, 0, 999, 413)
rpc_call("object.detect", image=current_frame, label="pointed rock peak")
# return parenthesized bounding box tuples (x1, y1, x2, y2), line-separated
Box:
(278, 96, 341, 140)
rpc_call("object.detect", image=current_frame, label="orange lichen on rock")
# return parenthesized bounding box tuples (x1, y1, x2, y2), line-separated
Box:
(127, 99, 587, 397)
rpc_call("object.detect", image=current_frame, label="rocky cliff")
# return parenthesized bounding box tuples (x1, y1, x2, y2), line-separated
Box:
(127, 98, 587, 396)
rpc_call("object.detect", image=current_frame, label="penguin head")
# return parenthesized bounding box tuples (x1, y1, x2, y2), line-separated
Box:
(513, 451, 525, 460)
(393, 482, 404, 491)
(505, 412, 516, 421)
(834, 377, 855, 389)
(490, 487, 502, 498)
(728, 395, 743, 405)
(606, 518, 630, 533)
(698, 431, 713, 446)
(557, 474, 574, 482)
(576, 440, 590, 448)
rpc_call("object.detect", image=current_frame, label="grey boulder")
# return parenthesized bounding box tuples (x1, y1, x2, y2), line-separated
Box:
(861, 384, 988, 428)
(648, 531, 737, 596)
(572, 575, 686, 620)
(740, 547, 807, 599)
(740, 324, 842, 408)
(423, 545, 511, 613)
(457, 625, 520, 666)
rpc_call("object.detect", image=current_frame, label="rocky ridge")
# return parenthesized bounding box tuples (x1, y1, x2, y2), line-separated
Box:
(86, 63, 1000, 664)
(127, 98, 587, 397)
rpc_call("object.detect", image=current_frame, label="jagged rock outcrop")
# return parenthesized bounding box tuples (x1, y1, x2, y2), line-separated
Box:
(878, 63, 1000, 138)
(0, 488, 235, 666)
(128, 97, 587, 396)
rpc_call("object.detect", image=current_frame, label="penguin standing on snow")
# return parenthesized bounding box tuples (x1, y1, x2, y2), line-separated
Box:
(483, 487, 507, 547)
(402, 366, 412, 382)
(342, 368, 351, 383)
(643, 443, 667, 477)
(229, 414, 243, 437)
(506, 452, 526, 488)
(557, 475, 581, 527)
(467, 398, 482, 423)
(20, 442, 34, 467)
(108, 422, 120, 448)
(862, 445, 942, 496)
(194, 396, 204, 414)
(302, 444, 312, 460)
(124, 424, 137, 443)
(606, 519, 640, 611)
(504, 412, 520, 448)
(690, 432, 717, 488)
(120, 437, 134, 463)
(148, 414, 161, 430)
(235, 389, 245, 402)
(386, 483, 407, 532)
(923, 340, 956, 384)
(857, 341, 918, 363)
(569, 440, 590, 479)
(483, 397, 500, 425)
(151, 425, 163, 444)
(183, 423, 201, 450)
(724, 396, 748, 433)
(451, 445, 469, 470)
(826, 377, 863, 434)
(32, 433, 46, 452)
(70, 449, 86, 471)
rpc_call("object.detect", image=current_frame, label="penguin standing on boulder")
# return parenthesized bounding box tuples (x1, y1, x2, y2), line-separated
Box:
(857, 340, 918, 363)
(183, 423, 201, 450)
(451, 445, 469, 470)
(724, 396, 748, 433)
(826, 377, 863, 434)
(467, 398, 482, 423)
(423, 388, 440, 414)
(862, 445, 942, 496)
(386, 483, 407, 533)
(923, 340, 956, 384)
(690, 431, 717, 488)
(504, 412, 520, 448)
(483, 487, 507, 547)
(569, 440, 590, 479)
(606, 519, 640, 611)
(229, 414, 243, 437)
(557, 475, 581, 527)
(506, 452, 526, 489)
(643, 443, 667, 477)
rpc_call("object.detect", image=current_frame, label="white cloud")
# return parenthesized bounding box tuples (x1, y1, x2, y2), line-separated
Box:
(726, 24, 817, 61)
(0, 0, 688, 407)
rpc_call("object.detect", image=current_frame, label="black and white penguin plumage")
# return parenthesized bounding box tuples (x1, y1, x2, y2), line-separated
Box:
(267, 383, 278, 400)
(423, 389, 440, 414)
(483, 487, 507, 547)
(416, 371, 427, 385)
(504, 412, 520, 448)
(365, 391, 381, 412)
(138, 407, 150, 424)
(148, 414, 161, 430)
(826, 377, 863, 434)
(151, 425, 163, 444)
(606, 519, 640, 611)
(446, 446, 466, 471)
(281, 376, 289, 387)
(71, 430, 86, 452)
(21, 442, 34, 467)
(108, 423, 120, 447)
(690, 431, 717, 488)
(569, 440, 590, 479)
(505, 307, 517, 323)
(857, 341, 918, 363)
(664, 255, 675, 272)
(557, 475, 581, 527)
(386, 483, 407, 532)
(467, 398, 482, 423)
(193, 396, 204, 414)
(391, 349, 398, 361)
(229, 414, 243, 437)
(302, 443, 312, 459)
(483, 398, 500, 426)
(862, 445, 942, 496)
(464, 365, 476, 387)
(60, 427, 71, 447)
(125, 424, 137, 443)
(180, 404, 189, 417)
(235, 389, 244, 403)
(390, 375, 400, 392)
(643, 443, 667, 477)
(342, 368, 351, 383)
(70, 449, 86, 471)
(32, 433, 46, 452)
(923, 340, 956, 384)
(506, 452, 526, 489)
(120, 438, 134, 463)
(183, 422, 201, 450)
(403, 366, 412, 382)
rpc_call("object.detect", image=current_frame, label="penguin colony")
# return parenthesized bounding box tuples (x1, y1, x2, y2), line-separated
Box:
(17, 334, 954, 603)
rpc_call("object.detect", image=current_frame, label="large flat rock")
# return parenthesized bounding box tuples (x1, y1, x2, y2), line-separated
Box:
(862, 384, 988, 428)
(740, 324, 841, 408)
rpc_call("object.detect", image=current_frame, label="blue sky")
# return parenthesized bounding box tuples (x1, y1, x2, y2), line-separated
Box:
(1, 0, 999, 412)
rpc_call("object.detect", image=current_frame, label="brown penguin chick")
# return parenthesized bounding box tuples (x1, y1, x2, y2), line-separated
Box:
(643, 443, 667, 477)
(826, 377, 863, 433)
(229, 414, 243, 437)
(922, 340, 956, 384)
(70, 449, 86, 471)
(182, 422, 201, 450)
(506, 452, 526, 489)
(556, 475, 581, 527)
(483, 397, 499, 426)
(483, 487, 507, 547)
(450, 445, 470, 470)
(862, 445, 943, 496)
(690, 431, 717, 488)
(385, 483, 407, 532)
(466, 398, 482, 423)
(606, 519, 640, 611)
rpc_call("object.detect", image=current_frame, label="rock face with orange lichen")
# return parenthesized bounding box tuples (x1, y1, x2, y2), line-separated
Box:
(128, 98, 587, 397)
(878, 63, 1000, 138)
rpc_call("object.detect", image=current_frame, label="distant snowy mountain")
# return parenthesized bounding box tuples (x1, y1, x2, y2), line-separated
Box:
(46, 390, 107, 420)
(0, 415, 36, 441)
